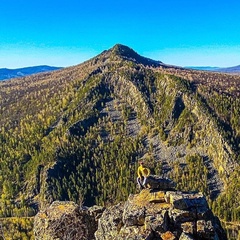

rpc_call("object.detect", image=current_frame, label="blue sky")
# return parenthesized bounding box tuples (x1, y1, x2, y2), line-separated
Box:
(1, 0, 240, 68)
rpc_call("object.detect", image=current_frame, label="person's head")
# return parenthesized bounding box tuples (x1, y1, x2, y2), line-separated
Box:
(139, 161, 144, 166)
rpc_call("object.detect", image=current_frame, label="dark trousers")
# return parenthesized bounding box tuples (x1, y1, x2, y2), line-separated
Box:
(137, 176, 146, 189)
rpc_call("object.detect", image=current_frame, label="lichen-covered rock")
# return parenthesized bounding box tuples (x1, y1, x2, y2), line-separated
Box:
(123, 196, 146, 226)
(196, 220, 215, 239)
(149, 191, 166, 203)
(89, 205, 106, 220)
(33, 189, 226, 240)
(169, 208, 196, 228)
(161, 231, 177, 240)
(179, 232, 195, 240)
(145, 211, 168, 232)
(119, 226, 154, 240)
(34, 201, 104, 240)
(95, 189, 227, 240)
(95, 203, 124, 240)
(181, 222, 195, 235)
(165, 191, 208, 210)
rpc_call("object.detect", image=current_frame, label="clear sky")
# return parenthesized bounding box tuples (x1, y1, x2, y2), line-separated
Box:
(1, 0, 240, 68)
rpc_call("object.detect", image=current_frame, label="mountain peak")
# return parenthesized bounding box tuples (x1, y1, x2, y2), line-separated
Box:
(111, 43, 139, 57)
(108, 43, 162, 67)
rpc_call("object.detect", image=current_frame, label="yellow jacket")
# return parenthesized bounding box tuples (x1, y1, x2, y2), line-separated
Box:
(137, 165, 150, 178)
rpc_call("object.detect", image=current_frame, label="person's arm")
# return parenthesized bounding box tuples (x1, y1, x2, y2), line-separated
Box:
(137, 166, 142, 178)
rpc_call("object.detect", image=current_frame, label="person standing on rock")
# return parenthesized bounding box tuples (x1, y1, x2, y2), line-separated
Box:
(137, 161, 150, 190)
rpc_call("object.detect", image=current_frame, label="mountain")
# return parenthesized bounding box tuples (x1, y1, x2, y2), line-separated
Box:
(186, 65, 240, 74)
(217, 65, 240, 73)
(185, 66, 220, 71)
(0, 65, 62, 81)
(0, 44, 239, 238)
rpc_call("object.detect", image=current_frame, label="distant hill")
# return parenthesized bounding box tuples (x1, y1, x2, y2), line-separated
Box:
(217, 65, 240, 73)
(185, 66, 220, 71)
(186, 65, 240, 74)
(0, 65, 62, 81)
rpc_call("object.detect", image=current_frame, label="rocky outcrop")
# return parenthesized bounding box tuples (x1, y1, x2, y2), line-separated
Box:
(95, 189, 226, 240)
(34, 190, 226, 240)
(33, 190, 226, 240)
(34, 201, 105, 240)
(144, 175, 176, 190)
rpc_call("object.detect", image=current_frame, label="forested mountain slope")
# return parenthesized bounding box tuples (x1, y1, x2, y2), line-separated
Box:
(0, 44, 239, 237)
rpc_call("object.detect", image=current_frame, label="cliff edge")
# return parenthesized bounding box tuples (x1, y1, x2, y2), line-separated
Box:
(34, 187, 226, 239)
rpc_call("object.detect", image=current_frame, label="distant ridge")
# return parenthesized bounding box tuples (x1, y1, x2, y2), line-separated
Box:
(0, 65, 62, 81)
(186, 65, 240, 73)
(217, 65, 240, 73)
(185, 66, 220, 71)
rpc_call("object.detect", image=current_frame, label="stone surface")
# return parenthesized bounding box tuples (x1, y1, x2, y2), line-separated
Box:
(165, 191, 208, 210)
(196, 220, 215, 239)
(169, 208, 196, 227)
(144, 175, 176, 190)
(123, 195, 146, 227)
(119, 226, 154, 240)
(95, 203, 124, 240)
(179, 232, 195, 240)
(149, 191, 166, 203)
(181, 222, 195, 235)
(161, 231, 177, 240)
(145, 211, 168, 232)
(34, 189, 227, 240)
(34, 201, 103, 240)
(94, 189, 227, 240)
